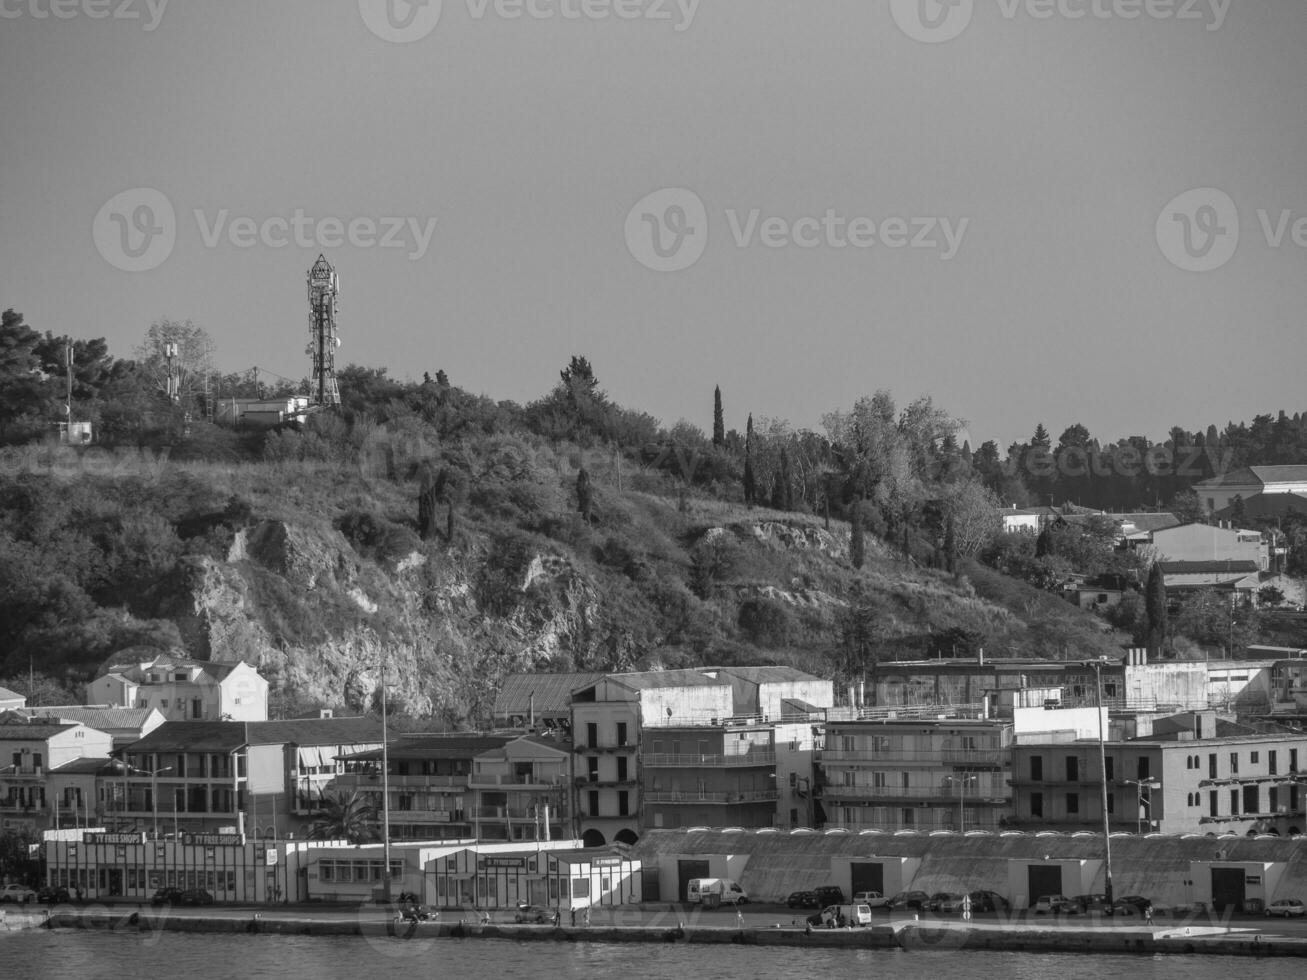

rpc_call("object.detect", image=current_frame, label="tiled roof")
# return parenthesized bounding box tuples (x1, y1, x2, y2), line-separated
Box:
(605, 669, 726, 691)
(123, 721, 247, 753)
(1157, 560, 1259, 574)
(246, 717, 384, 746)
(1250, 465, 1307, 484)
(0, 721, 77, 740)
(716, 666, 818, 684)
(340, 733, 518, 762)
(49, 757, 116, 775)
(0, 686, 23, 703)
(494, 673, 604, 716)
(18, 707, 159, 729)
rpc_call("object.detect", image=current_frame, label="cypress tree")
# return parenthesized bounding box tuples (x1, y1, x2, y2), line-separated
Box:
(850, 502, 865, 570)
(712, 386, 725, 448)
(576, 466, 593, 523)
(1145, 563, 1168, 656)
(743, 413, 756, 506)
(418, 467, 440, 541)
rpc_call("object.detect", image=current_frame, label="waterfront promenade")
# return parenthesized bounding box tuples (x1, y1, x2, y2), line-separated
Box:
(16, 901, 1307, 958)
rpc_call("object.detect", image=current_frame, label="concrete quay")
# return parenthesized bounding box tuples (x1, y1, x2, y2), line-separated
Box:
(27, 904, 1307, 958)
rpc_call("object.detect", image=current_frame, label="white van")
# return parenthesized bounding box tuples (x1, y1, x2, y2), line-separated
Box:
(686, 878, 750, 905)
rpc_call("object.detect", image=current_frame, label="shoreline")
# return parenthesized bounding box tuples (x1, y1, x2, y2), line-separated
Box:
(16, 907, 1307, 958)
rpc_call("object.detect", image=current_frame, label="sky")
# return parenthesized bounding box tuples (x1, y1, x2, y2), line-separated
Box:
(2, 0, 1305, 450)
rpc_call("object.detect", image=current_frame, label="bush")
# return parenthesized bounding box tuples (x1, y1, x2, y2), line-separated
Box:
(335, 510, 421, 565)
(736, 597, 794, 648)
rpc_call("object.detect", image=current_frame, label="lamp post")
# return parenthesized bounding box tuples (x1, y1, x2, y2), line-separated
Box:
(942, 774, 978, 832)
(1085, 658, 1115, 907)
(142, 766, 174, 839)
(1123, 779, 1161, 835)
(363, 659, 393, 904)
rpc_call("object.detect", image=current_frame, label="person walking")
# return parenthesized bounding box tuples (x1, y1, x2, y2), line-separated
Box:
(570, 907, 576, 927)
(1144, 903, 1153, 925)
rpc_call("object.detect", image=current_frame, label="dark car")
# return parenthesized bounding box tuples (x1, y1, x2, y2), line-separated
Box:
(37, 886, 72, 904)
(179, 888, 214, 907)
(967, 890, 1008, 913)
(1071, 893, 1110, 914)
(786, 891, 821, 909)
(513, 903, 550, 924)
(1109, 895, 1152, 917)
(150, 887, 185, 907)
(887, 890, 930, 911)
(813, 885, 846, 906)
(927, 891, 961, 913)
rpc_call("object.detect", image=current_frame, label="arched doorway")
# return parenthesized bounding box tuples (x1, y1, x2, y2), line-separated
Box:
(614, 828, 639, 846)
(582, 828, 606, 848)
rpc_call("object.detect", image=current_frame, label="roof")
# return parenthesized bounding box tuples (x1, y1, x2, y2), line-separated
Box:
(1118, 513, 1182, 533)
(493, 673, 604, 717)
(17, 707, 159, 729)
(1214, 493, 1307, 520)
(123, 721, 247, 753)
(48, 757, 116, 775)
(341, 733, 518, 762)
(1196, 465, 1307, 489)
(715, 666, 816, 685)
(0, 686, 23, 703)
(97, 653, 253, 682)
(602, 669, 728, 691)
(1157, 560, 1259, 574)
(246, 718, 384, 746)
(0, 721, 77, 740)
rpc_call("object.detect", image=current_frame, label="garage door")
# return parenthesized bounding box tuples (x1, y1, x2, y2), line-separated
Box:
(1026, 865, 1063, 907)
(851, 862, 884, 896)
(1211, 867, 1246, 914)
(677, 860, 710, 903)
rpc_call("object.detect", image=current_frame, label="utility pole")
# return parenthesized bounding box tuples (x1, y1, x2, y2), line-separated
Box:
(1091, 660, 1114, 907)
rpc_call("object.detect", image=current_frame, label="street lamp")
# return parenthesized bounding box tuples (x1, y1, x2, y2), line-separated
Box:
(1123, 779, 1161, 835)
(1084, 658, 1115, 907)
(363, 659, 393, 904)
(134, 766, 174, 839)
(942, 774, 978, 832)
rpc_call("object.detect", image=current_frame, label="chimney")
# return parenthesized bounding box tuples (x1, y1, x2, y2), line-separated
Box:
(978, 647, 985, 666)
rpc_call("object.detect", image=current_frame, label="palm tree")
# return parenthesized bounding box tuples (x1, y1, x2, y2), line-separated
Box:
(309, 789, 379, 844)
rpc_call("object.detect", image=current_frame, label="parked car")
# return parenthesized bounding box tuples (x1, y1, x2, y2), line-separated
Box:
(1033, 895, 1075, 915)
(813, 885, 846, 906)
(1071, 893, 1110, 914)
(513, 903, 550, 924)
(939, 893, 977, 914)
(37, 886, 72, 904)
(887, 890, 930, 912)
(1109, 895, 1152, 917)
(806, 905, 846, 928)
(179, 888, 214, 907)
(0, 884, 37, 904)
(786, 891, 821, 909)
(967, 890, 1009, 913)
(852, 890, 884, 906)
(926, 892, 961, 913)
(1266, 899, 1306, 918)
(150, 887, 184, 906)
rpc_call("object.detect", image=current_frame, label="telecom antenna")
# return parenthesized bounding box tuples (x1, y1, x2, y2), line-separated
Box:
(306, 254, 342, 407)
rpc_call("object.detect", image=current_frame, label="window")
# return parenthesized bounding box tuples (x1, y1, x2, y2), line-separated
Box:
(1104, 756, 1114, 780)
(1066, 757, 1079, 782)
(587, 757, 598, 781)
(1270, 751, 1278, 776)
(616, 757, 628, 782)
(1030, 792, 1043, 818)
(1230, 753, 1239, 775)
(616, 722, 628, 746)
(618, 791, 629, 817)
(1210, 791, 1218, 817)
(1251, 752, 1260, 765)
(901, 808, 915, 827)
(1209, 753, 1218, 779)
(1136, 757, 1150, 780)
(872, 772, 888, 788)
(1106, 792, 1114, 814)
(586, 723, 597, 746)
(1066, 792, 1080, 814)
(1030, 756, 1043, 781)
(1292, 748, 1299, 773)
(1230, 789, 1239, 815)
(588, 790, 598, 817)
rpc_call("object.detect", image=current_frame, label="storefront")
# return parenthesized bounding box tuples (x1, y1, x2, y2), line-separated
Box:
(44, 831, 313, 904)
(425, 845, 641, 911)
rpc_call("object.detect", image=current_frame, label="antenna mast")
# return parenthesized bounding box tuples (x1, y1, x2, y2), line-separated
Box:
(306, 255, 342, 407)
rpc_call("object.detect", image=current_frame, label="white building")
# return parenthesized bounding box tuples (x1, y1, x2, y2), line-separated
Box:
(88, 654, 268, 722)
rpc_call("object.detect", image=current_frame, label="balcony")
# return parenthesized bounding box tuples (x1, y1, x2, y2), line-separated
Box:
(338, 771, 471, 788)
(471, 806, 538, 820)
(390, 809, 465, 823)
(643, 751, 776, 768)
(643, 789, 779, 805)
(467, 773, 568, 789)
(575, 743, 638, 754)
(823, 784, 1008, 802)
(821, 748, 1006, 765)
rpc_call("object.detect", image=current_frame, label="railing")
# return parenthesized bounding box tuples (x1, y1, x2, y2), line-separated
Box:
(643, 789, 779, 804)
(822, 784, 1008, 801)
(849, 703, 987, 722)
(389, 809, 465, 823)
(642, 751, 776, 768)
(820, 749, 1006, 764)
(466, 773, 568, 788)
(338, 771, 471, 787)
(470, 806, 536, 820)
(825, 813, 1004, 832)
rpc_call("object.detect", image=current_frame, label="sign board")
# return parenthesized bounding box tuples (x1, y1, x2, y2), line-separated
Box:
(480, 857, 525, 869)
(83, 832, 143, 845)
(1246, 875, 1262, 885)
(265, 848, 278, 866)
(185, 834, 244, 847)
(592, 857, 623, 867)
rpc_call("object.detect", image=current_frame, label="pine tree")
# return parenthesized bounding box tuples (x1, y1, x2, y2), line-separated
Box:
(1032, 423, 1051, 448)
(850, 502, 865, 570)
(712, 385, 725, 448)
(1145, 563, 1168, 656)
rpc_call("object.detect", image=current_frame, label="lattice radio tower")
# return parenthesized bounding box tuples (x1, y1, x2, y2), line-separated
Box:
(306, 254, 342, 406)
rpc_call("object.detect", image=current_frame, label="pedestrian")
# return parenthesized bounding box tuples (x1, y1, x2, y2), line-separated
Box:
(570, 908, 576, 927)
(1144, 903, 1153, 925)
(583, 907, 590, 927)
(736, 906, 744, 927)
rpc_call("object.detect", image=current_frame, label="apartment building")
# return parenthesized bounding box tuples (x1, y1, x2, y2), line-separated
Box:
(642, 723, 778, 831)
(1009, 714, 1307, 835)
(0, 719, 113, 832)
(820, 716, 1013, 832)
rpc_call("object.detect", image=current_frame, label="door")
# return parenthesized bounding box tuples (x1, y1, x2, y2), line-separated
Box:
(1026, 865, 1062, 907)
(850, 862, 884, 897)
(677, 860, 710, 904)
(1211, 867, 1246, 914)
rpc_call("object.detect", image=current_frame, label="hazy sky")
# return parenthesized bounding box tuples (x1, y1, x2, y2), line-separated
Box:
(2, 0, 1305, 449)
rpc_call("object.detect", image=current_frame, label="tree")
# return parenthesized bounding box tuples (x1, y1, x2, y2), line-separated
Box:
(743, 414, 756, 506)
(1031, 424, 1051, 448)
(1257, 585, 1285, 608)
(0, 309, 50, 435)
(1169, 489, 1205, 525)
(712, 385, 724, 448)
(134, 318, 215, 409)
(939, 480, 1002, 560)
(1229, 494, 1248, 527)
(1145, 563, 1168, 656)
(309, 789, 378, 844)
(576, 466, 593, 523)
(850, 501, 865, 570)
